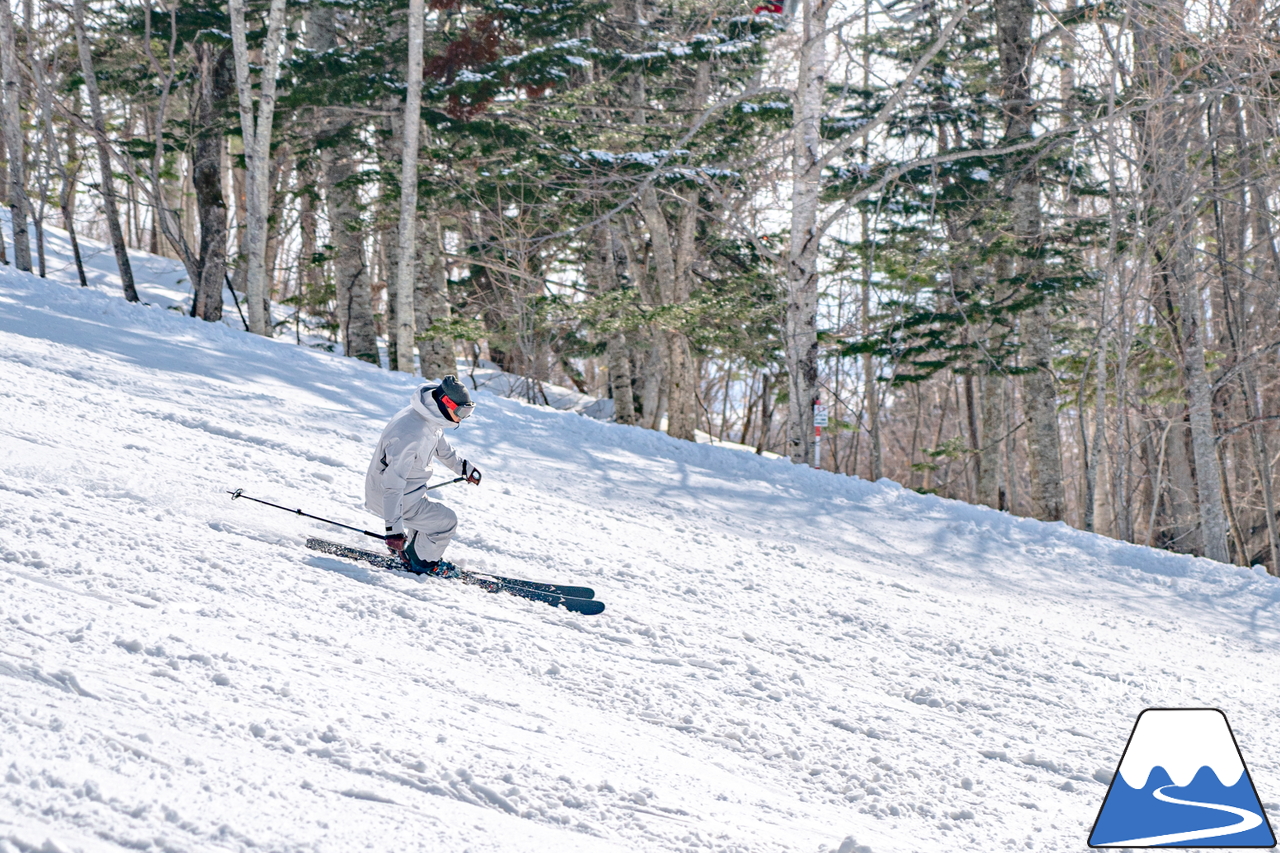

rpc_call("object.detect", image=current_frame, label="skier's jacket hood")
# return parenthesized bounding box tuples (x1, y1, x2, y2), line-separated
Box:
(364, 384, 465, 536)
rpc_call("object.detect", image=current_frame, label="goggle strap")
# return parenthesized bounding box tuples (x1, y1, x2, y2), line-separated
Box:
(441, 393, 474, 419)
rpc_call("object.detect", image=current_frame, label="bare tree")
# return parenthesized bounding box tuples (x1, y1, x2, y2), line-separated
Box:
(996, 0, 1065, 520)
(71, 0, 137, 301)
(30, 20, 87, 287)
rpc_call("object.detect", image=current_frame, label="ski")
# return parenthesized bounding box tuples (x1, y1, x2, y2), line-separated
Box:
(305, 538, 595, 598)
(305, 538, 604, 616)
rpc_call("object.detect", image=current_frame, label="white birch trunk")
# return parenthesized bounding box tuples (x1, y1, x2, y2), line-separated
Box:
(785, 0, 832, 465)
(229, 0, 287, 336)
(1083, 334, 1105, 532)
(393, 0, 425, 372)
(0, 0, 30, 271)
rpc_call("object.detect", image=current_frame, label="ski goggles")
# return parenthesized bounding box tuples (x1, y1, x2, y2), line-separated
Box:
(441, 394, 476, 421)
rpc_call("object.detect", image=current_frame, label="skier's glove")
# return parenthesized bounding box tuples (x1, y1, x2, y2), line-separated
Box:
(385, 533, 407, 553)
(462, 460, 482, 486)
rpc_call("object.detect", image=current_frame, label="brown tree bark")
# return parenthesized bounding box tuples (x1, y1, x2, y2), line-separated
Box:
(190, 42, 232, 321)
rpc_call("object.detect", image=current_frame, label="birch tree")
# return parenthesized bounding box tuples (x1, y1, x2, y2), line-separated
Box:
(783, 0, 835, 464)
(229, 0, 288, 335)
(779, 0, 971, 465)
(0, 0, 30, 272)
(392, 0, 424, 372)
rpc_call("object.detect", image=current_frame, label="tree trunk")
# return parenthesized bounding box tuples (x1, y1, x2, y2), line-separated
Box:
(383, 208, 400, 369)
(229, 0, 288, 335)
(593, 222, 636, 424)
(639, 337, 665, 430)
(71, 0, 137, 301)
(139, 1, 200, 287)
(297, 166, 319, 313)
(1244, 370, 1280, 571)
(190, 42, 231, 321)
(997, 0, 1064, 520)
(978, 367, 1004, 509)
(305, 1, 374, 362)
(860, 218, 881, 479)
(1159, 414, 1200, 552)
(784, 0, 834, 465)
(32, 32, 87, 286)
(0, 0, 29, 272)
(666, 187, 699, 442)
(1174, 264, 1229, 562)
(414, 215, 454, 379)
(756, 373, 774, 455)
(392, 0, 424, 372)
(1131, 0, 1228, 561)
(323, 152, 379, 364)
(637, 183, 697, 440)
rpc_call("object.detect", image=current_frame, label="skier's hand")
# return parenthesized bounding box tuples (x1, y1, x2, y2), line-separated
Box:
(385, 533, 407, 554)
(462, 460, 482, 486)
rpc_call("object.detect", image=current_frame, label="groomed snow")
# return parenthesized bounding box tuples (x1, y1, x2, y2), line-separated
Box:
(2, 248, 1280, 853)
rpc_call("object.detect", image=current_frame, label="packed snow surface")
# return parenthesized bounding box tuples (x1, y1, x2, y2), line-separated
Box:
(3, 250, 1280, 853)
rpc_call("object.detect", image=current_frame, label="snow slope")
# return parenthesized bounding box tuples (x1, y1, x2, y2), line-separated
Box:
(2, 262, 1280, 853)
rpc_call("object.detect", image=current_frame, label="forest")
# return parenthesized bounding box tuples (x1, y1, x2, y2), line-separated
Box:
(3, 0, 1280, 570)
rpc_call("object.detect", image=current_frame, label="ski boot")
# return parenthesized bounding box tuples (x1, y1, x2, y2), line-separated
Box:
(409, 558, 460, 579)
(405, 537, 461, 578)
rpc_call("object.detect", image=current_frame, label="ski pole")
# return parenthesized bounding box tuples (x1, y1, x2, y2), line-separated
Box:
(426, 476, 466, 491)
(227, 488, 387, 541)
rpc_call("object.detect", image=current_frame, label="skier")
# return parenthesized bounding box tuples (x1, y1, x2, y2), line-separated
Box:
(365, 375, 481, 576)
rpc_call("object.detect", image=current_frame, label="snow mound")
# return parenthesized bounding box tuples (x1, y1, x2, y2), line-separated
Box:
(2, 262, 1280, 852)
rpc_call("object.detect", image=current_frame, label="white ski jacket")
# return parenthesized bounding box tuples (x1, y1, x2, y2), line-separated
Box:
(364, 385, 465, 536)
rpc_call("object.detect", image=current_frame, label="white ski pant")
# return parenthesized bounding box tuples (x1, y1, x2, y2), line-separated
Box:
(402, 488, 458, 562)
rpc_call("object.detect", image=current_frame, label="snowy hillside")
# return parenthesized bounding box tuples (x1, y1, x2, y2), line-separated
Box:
(3, 261, 1280, 853)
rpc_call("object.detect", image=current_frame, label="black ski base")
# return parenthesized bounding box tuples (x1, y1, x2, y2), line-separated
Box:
(305, 538, 605, 616)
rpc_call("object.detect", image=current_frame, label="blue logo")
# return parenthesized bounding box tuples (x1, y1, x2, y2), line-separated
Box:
(1089, 708, 1275, 848)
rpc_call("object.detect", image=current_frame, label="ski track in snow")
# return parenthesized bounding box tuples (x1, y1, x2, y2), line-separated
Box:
(2, 237, 1280, 852)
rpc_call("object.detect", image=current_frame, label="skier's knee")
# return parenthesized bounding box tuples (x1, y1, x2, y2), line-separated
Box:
(439, 506, 458, 536)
